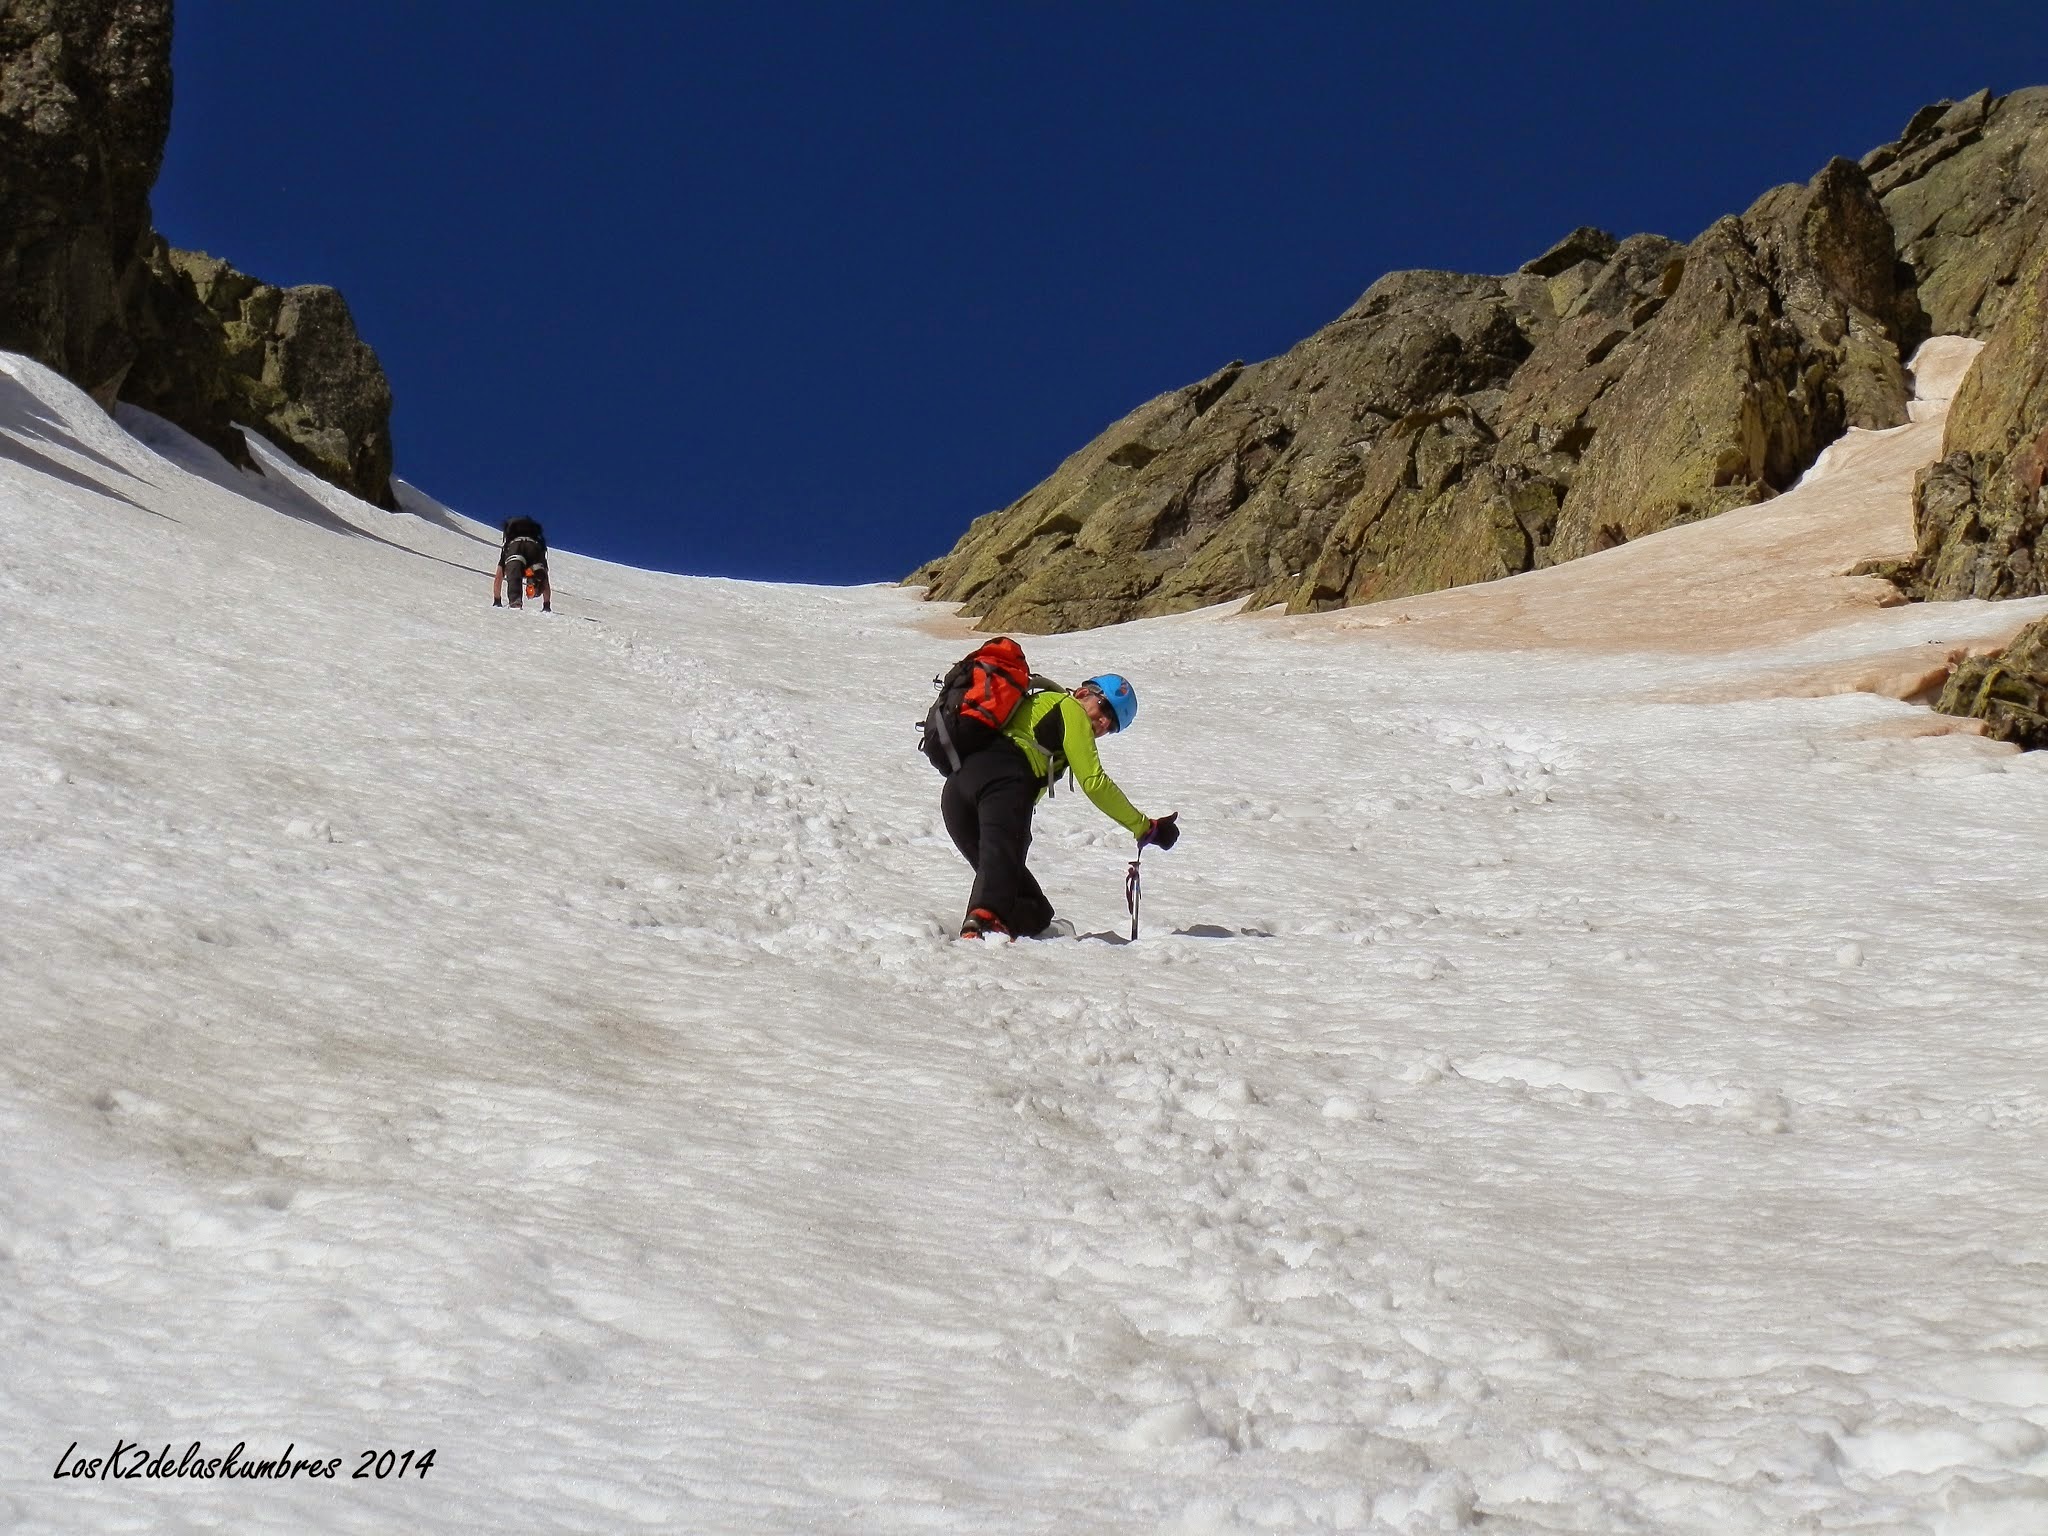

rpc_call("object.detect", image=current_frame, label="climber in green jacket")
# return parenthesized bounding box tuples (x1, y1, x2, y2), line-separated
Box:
(943, 673, 1180, 939)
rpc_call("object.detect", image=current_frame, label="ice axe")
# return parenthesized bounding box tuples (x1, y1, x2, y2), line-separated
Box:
(1125, 813, 1178, 940)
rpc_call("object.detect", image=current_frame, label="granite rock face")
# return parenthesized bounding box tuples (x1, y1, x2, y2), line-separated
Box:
(0, 0, 396, 505)
(125, 242, 397, 507)
(1862, 91, 2048, 623)
(1859, 88, 2048, 708)
(0, 0, 172, 407)
(916, 92, 2048, 635)
(1871, 87, 2048, 340)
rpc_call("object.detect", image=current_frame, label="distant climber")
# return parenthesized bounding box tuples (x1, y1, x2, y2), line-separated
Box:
(492, 516, 551, 612)
(938, 661, 1179, 940)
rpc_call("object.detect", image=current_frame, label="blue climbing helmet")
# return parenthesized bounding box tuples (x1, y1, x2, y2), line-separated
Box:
(1081, 673, 1138, 732)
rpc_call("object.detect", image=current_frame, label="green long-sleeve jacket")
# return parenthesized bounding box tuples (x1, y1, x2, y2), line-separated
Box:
(1001, 691, 1149, 839)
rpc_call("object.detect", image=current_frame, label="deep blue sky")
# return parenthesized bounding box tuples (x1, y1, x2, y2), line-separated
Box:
(152, 2, 2048, 583)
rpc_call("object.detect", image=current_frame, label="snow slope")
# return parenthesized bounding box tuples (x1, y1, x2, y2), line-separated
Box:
(4, 345, 2048, 1534)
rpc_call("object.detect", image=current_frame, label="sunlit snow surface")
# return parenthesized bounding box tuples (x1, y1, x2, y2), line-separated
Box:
(3, 349, 2048, 1534)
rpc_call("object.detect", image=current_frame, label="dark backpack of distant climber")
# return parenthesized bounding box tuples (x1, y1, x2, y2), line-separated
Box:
(493, 516, 551, 612)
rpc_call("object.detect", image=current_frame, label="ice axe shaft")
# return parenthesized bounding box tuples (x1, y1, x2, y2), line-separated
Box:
(1125, 852, 1143, 941)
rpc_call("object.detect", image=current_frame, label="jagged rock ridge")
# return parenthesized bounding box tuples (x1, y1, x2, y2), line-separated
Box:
(913, 89, 2048, 636)
(0, 0, 396, 506)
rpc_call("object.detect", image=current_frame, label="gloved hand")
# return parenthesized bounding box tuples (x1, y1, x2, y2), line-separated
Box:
(493, 597, 503, 607)
(1140, 812, 1180, 851)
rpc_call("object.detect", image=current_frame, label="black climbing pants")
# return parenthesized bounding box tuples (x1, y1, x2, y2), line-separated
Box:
(940, 740, 1053, 937)
(503, 554, 549, 607)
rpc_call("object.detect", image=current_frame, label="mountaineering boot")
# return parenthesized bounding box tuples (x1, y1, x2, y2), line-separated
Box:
(1033, 917, 1077, 940)
(960, 908, 1010, 940)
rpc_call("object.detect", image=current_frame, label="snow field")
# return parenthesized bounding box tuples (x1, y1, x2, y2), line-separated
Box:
(2, 349, 2047, 1532)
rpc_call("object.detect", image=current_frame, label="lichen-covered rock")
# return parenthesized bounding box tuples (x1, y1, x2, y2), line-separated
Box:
(124, 242, 397, 507)
(1867, 198, 2048, 605)
(0, 0, 172, 406)
(1547, 161, 1918, 560)
(916, 149, 1918, 633)
(1936, 617, 2048, 747)
(1870, 87, 2048, 340)
(915, 269, 1564, 632)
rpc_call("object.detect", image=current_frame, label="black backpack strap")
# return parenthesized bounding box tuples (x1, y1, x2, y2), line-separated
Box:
(931, 706, 963, 774)
(1033, 700, 1069, 794)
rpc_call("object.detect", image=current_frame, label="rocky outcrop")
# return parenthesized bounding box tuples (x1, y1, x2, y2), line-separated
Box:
(1870, 87, 2048, 340)
(125, 242, 397, 507)
(1936, 617, 2048, 748)
(1860, 91, 2048, 610)
(0, 0, 172, 407)
(1872, 313, 2048, 604)
(909, 270, 1562, 633)
(1747, 85, 2048, 748)
(916, 152, 1921, 633)
(0, 0, 396, 505)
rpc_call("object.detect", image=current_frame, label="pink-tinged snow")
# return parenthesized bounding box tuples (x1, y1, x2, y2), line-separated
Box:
(2, 341, 2047, 1535)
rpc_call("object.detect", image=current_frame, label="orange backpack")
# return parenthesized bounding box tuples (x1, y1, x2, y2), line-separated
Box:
(919, 637, 1034, 774)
